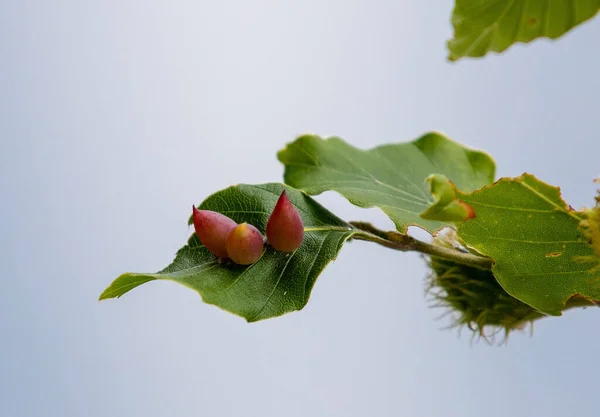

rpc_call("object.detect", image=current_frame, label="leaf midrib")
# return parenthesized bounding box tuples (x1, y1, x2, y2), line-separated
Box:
(519, 180, 583, 221)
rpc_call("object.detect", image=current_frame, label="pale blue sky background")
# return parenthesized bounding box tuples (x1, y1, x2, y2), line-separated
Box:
(1, 1, 600, 416)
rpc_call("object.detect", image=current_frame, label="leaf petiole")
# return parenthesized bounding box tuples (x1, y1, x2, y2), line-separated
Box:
(349, 221, 493, 270)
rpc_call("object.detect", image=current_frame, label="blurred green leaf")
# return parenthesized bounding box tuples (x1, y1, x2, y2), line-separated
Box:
(99, 183, 356, 322)
(448, 0, 600, 61)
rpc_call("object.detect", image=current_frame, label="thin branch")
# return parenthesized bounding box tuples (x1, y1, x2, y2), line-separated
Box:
(349, 221, 493, 270)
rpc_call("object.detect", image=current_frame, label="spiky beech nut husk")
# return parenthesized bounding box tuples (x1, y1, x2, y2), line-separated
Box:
(266, 190, 304, 252)
(225, 223, 264, 265)
(192, 206, 237, 258)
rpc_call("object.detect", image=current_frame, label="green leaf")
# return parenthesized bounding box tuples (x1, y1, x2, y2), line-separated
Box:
(447, 0, 600, 61)
(278, 132, 495, 234)
(457, 174, 600, 315)
(99, 183, 356, 322)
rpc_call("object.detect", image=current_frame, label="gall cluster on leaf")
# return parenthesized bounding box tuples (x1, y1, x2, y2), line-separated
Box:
(192, 190, 304, 265)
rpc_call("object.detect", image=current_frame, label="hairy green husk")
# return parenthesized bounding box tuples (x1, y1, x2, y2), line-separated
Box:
(578, 185, 600, 271)
(425, 255, 544, 344)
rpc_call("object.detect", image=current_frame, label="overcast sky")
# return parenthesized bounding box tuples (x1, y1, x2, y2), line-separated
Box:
(1, 2, 600, 416)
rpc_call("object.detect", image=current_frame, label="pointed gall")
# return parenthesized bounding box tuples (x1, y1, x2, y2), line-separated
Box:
(192, 206, 238, 258)
(266, 190, 304, 252)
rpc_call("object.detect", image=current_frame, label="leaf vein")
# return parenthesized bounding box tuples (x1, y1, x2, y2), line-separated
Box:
(249, 248, 299, 321)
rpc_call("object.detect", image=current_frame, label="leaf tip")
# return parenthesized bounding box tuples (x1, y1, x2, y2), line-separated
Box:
(98, 288, 113, 302)
(98, 273, 158, 303)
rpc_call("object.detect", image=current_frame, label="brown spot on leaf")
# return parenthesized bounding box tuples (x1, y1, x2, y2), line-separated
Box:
(527, 17, 537, 25)
(545, 252, 562, 258)
(566, 293, 600, 308)
(458, 200, 476, 220)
